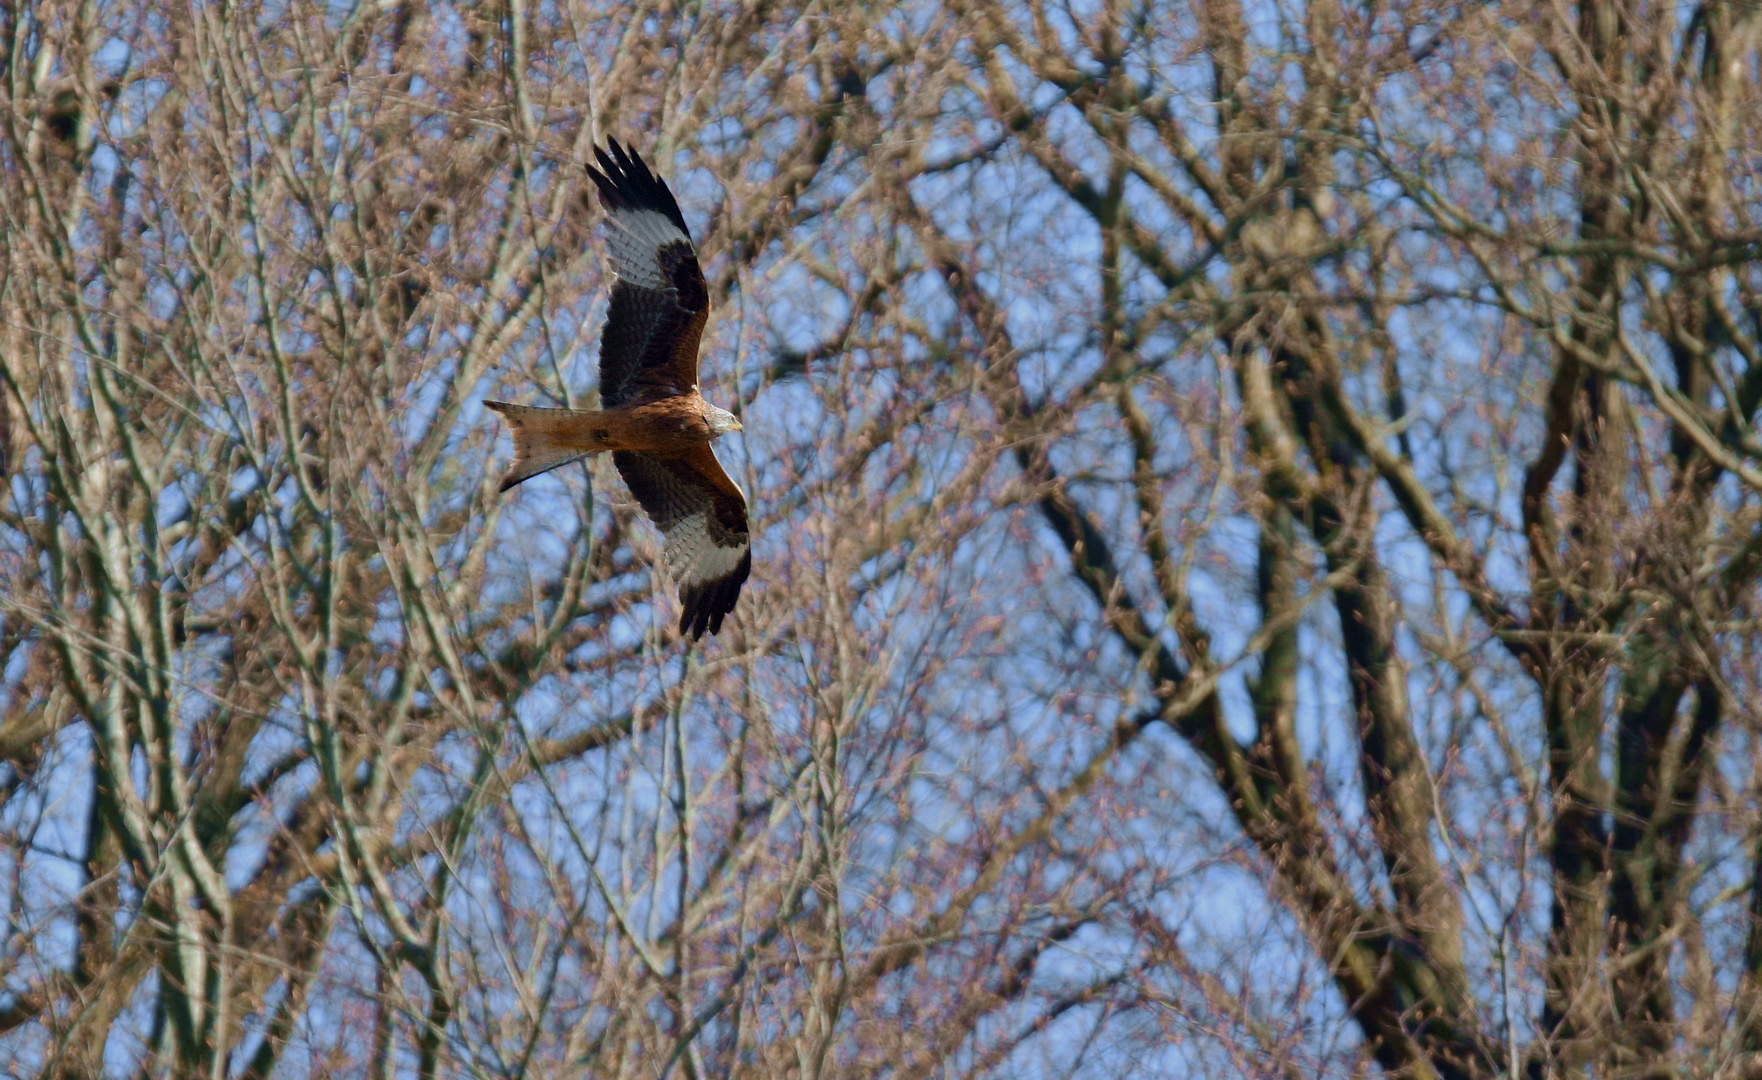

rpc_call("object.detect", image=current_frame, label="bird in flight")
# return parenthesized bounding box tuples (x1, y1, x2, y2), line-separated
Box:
(485, 139, 749, 640)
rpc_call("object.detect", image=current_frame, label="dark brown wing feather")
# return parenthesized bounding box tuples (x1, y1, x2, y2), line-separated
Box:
(585, 139, 710, 408)
(613, 444, 750, 640)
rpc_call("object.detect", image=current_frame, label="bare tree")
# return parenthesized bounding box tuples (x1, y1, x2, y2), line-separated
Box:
(2, 0, 1761, 1077)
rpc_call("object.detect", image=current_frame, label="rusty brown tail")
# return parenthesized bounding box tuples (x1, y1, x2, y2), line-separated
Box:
(483, 401, 613, 491)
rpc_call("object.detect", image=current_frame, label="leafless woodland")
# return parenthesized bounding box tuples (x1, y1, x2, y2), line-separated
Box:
(2, 0, 1762, 1076)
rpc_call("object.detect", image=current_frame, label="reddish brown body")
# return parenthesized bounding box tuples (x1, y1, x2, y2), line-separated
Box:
(483, 392, 738, 490)
(593, 394, 725, 454)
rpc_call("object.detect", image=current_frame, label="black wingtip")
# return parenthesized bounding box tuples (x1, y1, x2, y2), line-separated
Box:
(677, 549, 752, 641)
(584, 137, 691, 238)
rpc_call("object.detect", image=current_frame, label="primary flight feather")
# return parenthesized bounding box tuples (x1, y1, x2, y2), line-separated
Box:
(485, 138, 750, 641)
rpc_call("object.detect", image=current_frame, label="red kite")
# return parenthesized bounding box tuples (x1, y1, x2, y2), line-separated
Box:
(486, 139, 749, 640)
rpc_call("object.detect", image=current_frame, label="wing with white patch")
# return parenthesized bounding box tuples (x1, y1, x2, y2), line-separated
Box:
(613, 444, 750, 640)
(586, 139, 710, 408)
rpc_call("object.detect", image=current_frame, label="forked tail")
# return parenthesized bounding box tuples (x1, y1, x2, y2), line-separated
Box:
(483, 400, 612, 491)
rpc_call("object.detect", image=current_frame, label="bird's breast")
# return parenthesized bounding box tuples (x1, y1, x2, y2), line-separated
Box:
(606, 395, 715, 454)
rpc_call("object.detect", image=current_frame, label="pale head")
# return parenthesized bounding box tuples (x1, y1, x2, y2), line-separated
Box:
(705, 403, 743, 438)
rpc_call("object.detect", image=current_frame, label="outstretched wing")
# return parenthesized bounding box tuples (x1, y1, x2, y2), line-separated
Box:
(585, 139, 710, 408)
(614, 445, 750, 640)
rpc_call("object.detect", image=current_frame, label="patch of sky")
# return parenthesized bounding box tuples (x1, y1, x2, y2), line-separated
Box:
(0, 732, 93, 934)
(0, 639, 30, 700)
(0, 1007, 46, 1073)
(225, 759, 319, 891)
(152, 480, 192, 537)
(240, 694, 310, 789)
(0, 806, 83, 995)
(880, 0, 943, 40)
(510, 675, 623, 754)
(97, 970, 159, 1078)
(138, 269, 183, 324)
(398, 353, 457, 451)
(488, 474, 587, 572)
(117, 78, 170, 143)
(4, 454, 45, 518)
(507, 737, 678, 904)
(762, 262, 849, 357)
(224, 977, 288, 1077)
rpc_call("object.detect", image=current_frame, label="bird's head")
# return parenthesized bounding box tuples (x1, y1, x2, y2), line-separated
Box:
(705, 403, 743, 437)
